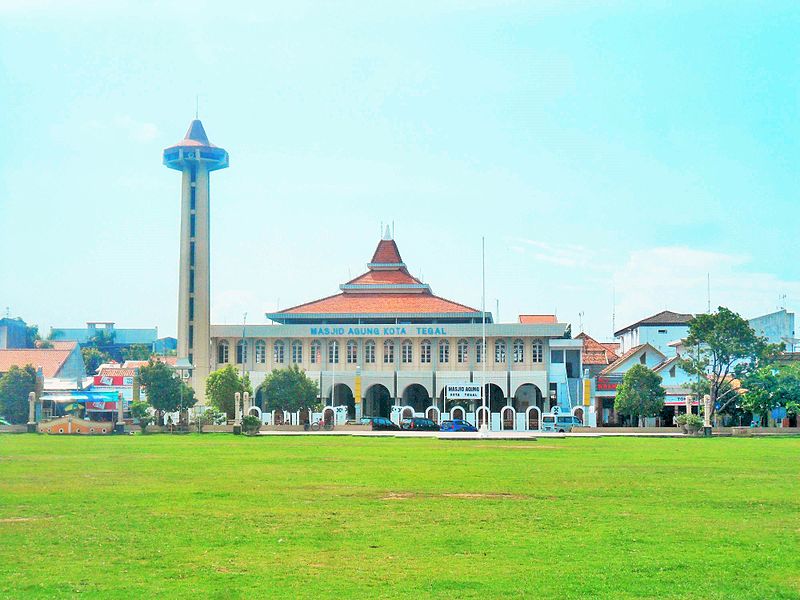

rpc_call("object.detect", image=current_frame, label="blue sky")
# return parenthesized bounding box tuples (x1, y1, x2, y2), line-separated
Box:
(1, 1, 798, 340)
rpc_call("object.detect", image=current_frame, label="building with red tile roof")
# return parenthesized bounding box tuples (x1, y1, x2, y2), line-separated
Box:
(0, 341, 85, 379)
(210, 231, 582, 431)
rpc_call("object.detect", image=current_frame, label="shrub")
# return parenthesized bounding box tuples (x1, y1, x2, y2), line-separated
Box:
(676, 413, 703, 427)
(242, 414, 262, 435)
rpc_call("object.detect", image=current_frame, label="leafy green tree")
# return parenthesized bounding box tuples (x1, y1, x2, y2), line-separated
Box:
(680, 307, 781, 419)
(206, 365, 252, 418)
(81, 347, 112, 375)
(742, 364, 800, 425)
(130, 400, 154, 433)
(614, 364, 666, 426)
(259, 365, 319, 412)
(122, 345, 153, 362)
(137, 359, 196, 419)
(0, 364, 37, 424)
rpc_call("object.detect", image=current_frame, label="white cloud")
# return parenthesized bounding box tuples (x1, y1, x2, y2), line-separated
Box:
(515, 238, 591, 268)
(613, 246, 800, 330)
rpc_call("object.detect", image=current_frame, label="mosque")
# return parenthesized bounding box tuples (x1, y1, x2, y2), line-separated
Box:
(164, 119, 587, 430)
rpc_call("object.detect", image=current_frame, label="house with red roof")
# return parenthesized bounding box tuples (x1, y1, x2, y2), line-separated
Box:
(210, 230, 585, 431)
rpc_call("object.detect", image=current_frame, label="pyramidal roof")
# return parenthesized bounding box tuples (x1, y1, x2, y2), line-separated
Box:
(269, 233, 482, 322)
(166, 119, 218, 149)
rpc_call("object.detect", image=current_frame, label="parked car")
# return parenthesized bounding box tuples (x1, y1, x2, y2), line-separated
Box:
(440, 419, 478, 432)
(399, 417, 439, 431)
(360, 417, 400, 431)
(541, 414, 582, 433)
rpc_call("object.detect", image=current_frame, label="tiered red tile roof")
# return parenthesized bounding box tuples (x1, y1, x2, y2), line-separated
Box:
(275, 234, 479, 316)
(576, 332, 620, 366)
(518, 314, 557, 324)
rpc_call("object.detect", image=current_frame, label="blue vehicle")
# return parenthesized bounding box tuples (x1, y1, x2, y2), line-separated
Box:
(541, 413, 582, 433)
(440, 419, 478, 432)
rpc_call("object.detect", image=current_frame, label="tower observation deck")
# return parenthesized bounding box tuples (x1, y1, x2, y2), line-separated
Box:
(163, 119, 228, 402)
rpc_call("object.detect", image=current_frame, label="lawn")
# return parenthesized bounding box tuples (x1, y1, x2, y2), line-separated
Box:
(0, 435, 798, 599)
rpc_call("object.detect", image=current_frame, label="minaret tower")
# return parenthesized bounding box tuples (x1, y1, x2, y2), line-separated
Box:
(163, 120, 228, 402)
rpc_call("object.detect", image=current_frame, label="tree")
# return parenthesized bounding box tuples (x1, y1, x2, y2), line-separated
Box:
(137, 359, 196, 418)
(130, 400, 154, 433)
(680, 307, 780, 419)
(122, 345, 153, 362)
(259, 365, 319, 413)
(81, 347, 111, 375)
(0, 365, 37, 424)
(206, 365, 252, 418)
(742, 364, 800, 425)
(614, 364, 666, 426)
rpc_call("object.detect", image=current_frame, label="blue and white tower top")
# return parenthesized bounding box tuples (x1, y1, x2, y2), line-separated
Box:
(163, 119, 229, 172)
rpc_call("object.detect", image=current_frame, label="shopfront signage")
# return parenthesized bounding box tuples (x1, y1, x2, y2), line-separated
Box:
(445, 383, 481, 400)
(309, 326, 448, 337)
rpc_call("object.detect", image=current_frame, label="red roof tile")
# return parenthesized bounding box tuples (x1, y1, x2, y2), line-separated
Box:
(0, 349, 74, 378)
(599, 343, 665, 375)
(345, 270, 422, 286)
(370, 239, 403, 264)
(278, 292, 478, 315)
(518, 314, 557, 324)
(576, 332, 620, 366)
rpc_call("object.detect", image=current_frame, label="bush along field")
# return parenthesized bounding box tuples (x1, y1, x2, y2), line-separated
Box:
(0, 435, 799, 599)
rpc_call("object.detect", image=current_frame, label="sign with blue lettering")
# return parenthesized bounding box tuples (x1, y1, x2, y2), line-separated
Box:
(309, 326, 448, 337)
(771, 407, 787, 420)
(445, 384, 481, 400)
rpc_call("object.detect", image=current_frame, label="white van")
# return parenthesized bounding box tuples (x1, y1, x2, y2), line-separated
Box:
(541, 413, 583, 432)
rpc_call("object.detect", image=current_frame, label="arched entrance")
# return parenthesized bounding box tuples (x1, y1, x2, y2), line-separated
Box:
(501, 406, 515, 430)
(273, 410, 285, 425)
(514, 383, 544, 413)
(329, 383, 355, 420)
(573, 407, 584, 425)
(364, 384, 392, 418)
(401, 407, 414, 419)
(248, 406, 262, 419)
(526, 406, 541, 430)
(426, 406, 441, 424)
(451, 406, 466, 420)
(476, 406, 489, 428)
(402, 384, 430, 415)
(322, 407, 335, 426)
(484, 383, 505, 413)
(254, 386, 265, 410)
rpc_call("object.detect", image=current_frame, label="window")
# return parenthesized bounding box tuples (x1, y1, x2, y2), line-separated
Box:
(551, 350, 564, 363)
(310, 340, 321, 364)
(383, 340, 395, 363)
(236, 340, 247, 364)
(190, 186, 196, 210)
(513, 339, 524, 363)
(439, 340, 450, 363)
(190, 213, 196, 237)
(457, 339, 469, 363)
(669, 365, 676, 377)
(189, 270, 195, 293)
(495, 340, 506, 364)
(273, 340, 285, 364)
(190, 242, 195, 267)
(346, 340, 358, 364)
(532, 340, 543, 363)
(401, 340, 413, 363)
(217, 340, 229, 364)
(188, 297, 194, 321)
(328, 340, 339, 364)
(639, 353, 646, 365)
(291, 341, 302, 364)
(658, 329, 667, 334)
(476, 341, 485, 364)
(420, 340, 431, 364)
(255, 340, 266, 363)
(365, 340, 376, 364)
(188, 325, 193, 347)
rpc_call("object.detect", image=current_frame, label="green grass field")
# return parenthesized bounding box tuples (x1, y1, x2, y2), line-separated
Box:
(1, 435, 798, 599)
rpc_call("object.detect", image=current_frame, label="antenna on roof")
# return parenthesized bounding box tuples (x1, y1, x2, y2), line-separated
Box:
(195, 94, 199, 119)
(579, 311, 584, 333)
(707, 273, 711, 313)
(392, 221, 395, 239)
(380, 221, 383, 238)
(612, 284, 616, 338)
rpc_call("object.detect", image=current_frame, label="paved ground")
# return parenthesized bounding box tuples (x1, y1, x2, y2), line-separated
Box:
(256, 429, 687, 439)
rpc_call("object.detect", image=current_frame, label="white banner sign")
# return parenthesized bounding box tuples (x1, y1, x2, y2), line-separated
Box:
(445, 383, 481, 400)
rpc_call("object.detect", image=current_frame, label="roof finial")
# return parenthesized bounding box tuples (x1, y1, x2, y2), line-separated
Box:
(383, 224, 392, 240)
(195, 94, 199, 119)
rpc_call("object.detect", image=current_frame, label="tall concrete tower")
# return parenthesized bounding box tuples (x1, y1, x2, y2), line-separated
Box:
(163, 120, 228, 402)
